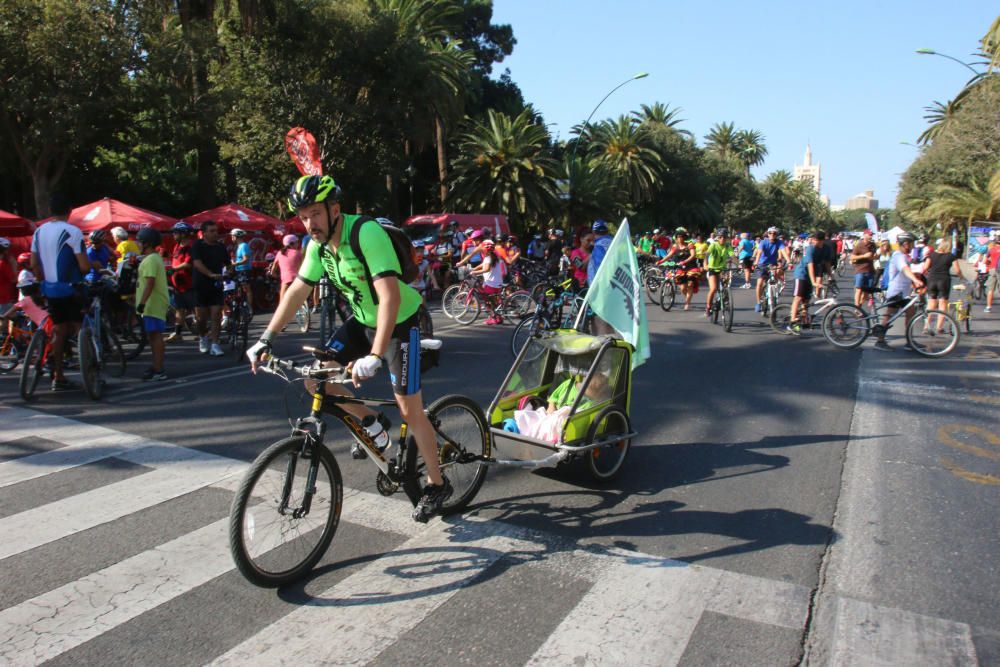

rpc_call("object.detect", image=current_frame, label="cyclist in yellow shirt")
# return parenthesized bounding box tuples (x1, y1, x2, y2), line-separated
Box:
(111, 227, 140, 266)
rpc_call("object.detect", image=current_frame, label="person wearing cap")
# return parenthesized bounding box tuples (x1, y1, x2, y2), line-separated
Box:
(166, 222, 196, 343)
(135, 227, 169, 381)
(874, 232, 926, 351)
(751, 227, 789, 313)
(850, 229, 878, 307)
(787, 231, 826, 334)
(454, 228, 485, 278)
(270, 233, 303, 305)
(1, 277, 47, 339)
(526, 232, 546, 261)
(15, 252, 35, 299)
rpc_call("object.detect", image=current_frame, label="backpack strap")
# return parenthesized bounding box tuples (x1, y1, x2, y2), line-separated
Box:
(348, 215, 380, 304)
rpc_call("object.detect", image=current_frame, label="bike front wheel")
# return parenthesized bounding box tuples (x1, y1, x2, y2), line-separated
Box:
(502, 290, 534, 320)
(511, 315, 550, 358)
(452, 290, 481, 325)
(644, 269, 663, 305)
(907, 310, 960, 358)
(18, 329, 46, 400)
(770, 304, 792, 334)
(295, 304, 311, 333)
(229, 436, 343, 588)
(722, 290, 734, 332)
(822, 304, 869, 349)
(440, 285, 463, 319)
(422, 394, 490, 513)
(659, 280, 676, 312)
(78, 327, 103, 400)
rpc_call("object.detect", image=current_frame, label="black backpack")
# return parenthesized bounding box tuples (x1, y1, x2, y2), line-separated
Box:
(348, 216, 420, 303)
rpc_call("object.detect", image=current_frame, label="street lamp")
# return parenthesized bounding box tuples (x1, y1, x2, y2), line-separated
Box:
(915, 48, 980, 76)
(567, 72, 649, 222)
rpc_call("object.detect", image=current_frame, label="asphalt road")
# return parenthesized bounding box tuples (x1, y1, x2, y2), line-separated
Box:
(1, 278, 998, 666)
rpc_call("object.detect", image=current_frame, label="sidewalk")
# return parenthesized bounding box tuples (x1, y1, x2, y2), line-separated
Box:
(804, 321, 1000, 665)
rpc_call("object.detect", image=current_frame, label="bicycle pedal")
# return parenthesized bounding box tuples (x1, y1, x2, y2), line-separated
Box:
(376, 472, 400, 496)
(351, 443, 368, 460)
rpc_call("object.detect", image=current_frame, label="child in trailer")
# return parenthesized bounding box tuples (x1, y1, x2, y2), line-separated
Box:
(502, 372, 610, 443)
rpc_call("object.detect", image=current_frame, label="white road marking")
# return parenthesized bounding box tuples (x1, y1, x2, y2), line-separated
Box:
(0, 431, 148, 488)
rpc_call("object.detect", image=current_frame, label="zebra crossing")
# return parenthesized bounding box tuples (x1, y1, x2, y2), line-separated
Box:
(0, 405, 981, 666)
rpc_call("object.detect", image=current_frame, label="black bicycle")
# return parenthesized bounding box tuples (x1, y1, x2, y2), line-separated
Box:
(708, 268, 737, 332)
(221, 274, 253, 362)
(229, 346, 490, 587)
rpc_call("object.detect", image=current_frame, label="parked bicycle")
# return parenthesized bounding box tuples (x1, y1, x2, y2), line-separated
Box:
(222, 273, 252, 362)
(229, 346, 489, 587)
(770, 296, 838, 335)
(78, 279, 127, 400)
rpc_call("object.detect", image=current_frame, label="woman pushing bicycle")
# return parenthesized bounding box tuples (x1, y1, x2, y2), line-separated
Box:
(246, 174, 451, 522)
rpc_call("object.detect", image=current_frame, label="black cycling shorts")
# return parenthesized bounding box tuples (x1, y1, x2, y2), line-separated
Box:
(925, 276, 951, 300)
(740, 257, 754, 269)
(194, 283, 224, 308)
(46, 294, 84, 325)
(326, 313, 422, 396)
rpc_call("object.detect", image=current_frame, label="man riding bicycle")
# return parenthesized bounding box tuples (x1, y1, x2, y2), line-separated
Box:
(752, 226, 790, 313)
(247, 175, 451, 522)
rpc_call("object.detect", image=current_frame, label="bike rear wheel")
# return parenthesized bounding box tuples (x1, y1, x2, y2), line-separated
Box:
(0, 338, 22, 374)
(419, 394, 490, 513)
(234, 306, 250, 361)
(644, 269, 662, 305)
(907, 310, 960, 358)
(295, 304, 311, 333)
(822, 304, 869, 349)
(229, 436, 343, 587)
(78, 326, 103, 400)
(18, 329, 46, 400)
(440, 285, 463, 319)
(659, 280, 676, 312)
(502, 290, 534, 319)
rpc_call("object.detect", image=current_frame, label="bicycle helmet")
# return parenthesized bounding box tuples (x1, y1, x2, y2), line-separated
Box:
(111, 226, 129, 241)
(592, 219, 609, 233)
(282, 234, 298, 247)
(16, 275, 36, 289)
(675, 227, 688, 235)
(449, 220, 459, 228)
(287, 175, 341, 211)
(715, 228, 730, 237)
(0, 237, 9, 249)
(230, 228, 247, 238)
(498, 233, 511, 242)
(136, 227, 162, 247)
(264, 252, 275, 262)
(554, 229, 564, 237)
(435, 245, 450, 256)
(88, 230, 107, 244)
(918, 234, 929, 243)
(481, 240, 495, 251)
(767, 226, 779, 234)
(17, 252, 31, 266)
(171, 221, 194, 234)
(470, 229, 484, 239)
(376, 217, 396, 227)
(897, 232, 915, 244)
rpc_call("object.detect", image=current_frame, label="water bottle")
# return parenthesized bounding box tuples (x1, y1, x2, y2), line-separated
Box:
(362, 414, 390, 451)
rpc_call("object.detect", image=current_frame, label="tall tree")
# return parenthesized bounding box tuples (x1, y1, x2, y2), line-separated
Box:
(449, 108, 560, 232)
(631, 102, 692, 139)
(734, 129, 768, 177)
(587, 115, 664, 210)
(703, 122, 739, 161)
(0, 0, 133, 217)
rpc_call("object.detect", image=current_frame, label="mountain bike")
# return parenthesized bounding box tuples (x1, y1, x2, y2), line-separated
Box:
(0, 314, 37, 374)
(770, 296, 838, 335)
(708, 268, 736, 332)
(822, 291, 960, 357)
(222, 275, 252, 362)
(78, 280, 127, 400)
(229, 346, 489, 587)
(657, 263, 679, 312)
(757, 265, 782, 318)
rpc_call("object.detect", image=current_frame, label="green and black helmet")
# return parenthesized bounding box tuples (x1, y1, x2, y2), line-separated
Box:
(288, 175, 341, 212)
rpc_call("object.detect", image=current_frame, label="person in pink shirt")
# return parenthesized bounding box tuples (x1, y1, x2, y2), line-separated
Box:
(270, 234, 304, 303)
(1, 278, 48, 330)
(570, 236, 591, 290)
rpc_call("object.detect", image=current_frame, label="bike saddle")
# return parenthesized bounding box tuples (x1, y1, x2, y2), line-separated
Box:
(420, 339, 443, 350)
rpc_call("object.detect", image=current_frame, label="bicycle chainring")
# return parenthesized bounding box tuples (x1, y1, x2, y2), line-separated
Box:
(376, 471, 400, 496)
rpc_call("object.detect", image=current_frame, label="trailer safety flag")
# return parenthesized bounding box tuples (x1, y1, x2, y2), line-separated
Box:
(579, 219, 650, 369)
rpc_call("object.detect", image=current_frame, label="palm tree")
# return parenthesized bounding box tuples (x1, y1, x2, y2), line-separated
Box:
(762, 170, 793, 191)
(734, 129, 768, 177)
(586, 115, 664, 207)
(564, 155, 623, 226)
(631, 102, 692, 139)
(982, 13, 1000, 71)
(925, 168, 1000, 223)
(703, 122, 739, 161)
(917, 96, 966, 145)
(448, 108, 561, 231)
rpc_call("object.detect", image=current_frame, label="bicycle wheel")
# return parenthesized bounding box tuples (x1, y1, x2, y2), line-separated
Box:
(659, 280, 676, 312)
(710, 297, 720, 324)
(586, 407, 632, 481)
(770, 304, 792, 334)
(511, 315, 550, 357)
(722, 290, 734, 332)
(452, 290, 481, 325)
(644, 269, 662, 304)
(907, 310, 960, 358)
(417, 304, 434, 338)
(234, 306, 250, 361)
(440, 285, 463, 319)
(19, 329, 46, 400)
(962, 303, 972, 333)
(502, 290, 534, 319)
(229, 436, 343, 588)
(822, 304, 869, 349)
(78, 326, 103, 400)
(101, 325, 126, 378)
(0, 338, 22, 374)
(295, 304, 311, 333)
(421, 394, 490, 513)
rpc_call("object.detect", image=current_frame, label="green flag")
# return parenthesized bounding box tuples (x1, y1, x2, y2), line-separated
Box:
(582, 219, 650, 368)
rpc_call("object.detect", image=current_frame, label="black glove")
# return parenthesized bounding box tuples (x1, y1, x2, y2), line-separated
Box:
(136, 302, 145, 315)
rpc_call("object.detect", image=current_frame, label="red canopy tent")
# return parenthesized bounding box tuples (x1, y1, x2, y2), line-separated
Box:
(276, 215, 305, 236)
(68, 198, 176, 234)
(0, 209, 36, 256)
(181, 204, 282, 234)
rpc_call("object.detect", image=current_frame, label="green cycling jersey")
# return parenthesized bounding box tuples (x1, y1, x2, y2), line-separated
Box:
(705, 241, 735, 271)
(297, 214, 421, 328)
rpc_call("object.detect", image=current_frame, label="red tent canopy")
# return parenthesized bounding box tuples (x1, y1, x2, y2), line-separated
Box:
(275, 215, 305, 236)
(0, 209, 36, 237)
(181, 204, 282, 234)
(68, 198, 176, 234)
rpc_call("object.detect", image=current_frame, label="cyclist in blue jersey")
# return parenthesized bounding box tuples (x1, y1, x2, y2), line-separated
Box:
(85, 230, 116, 283)
(231, 228, 254, 316)
(751, 226, 790, 312)
(31, 195, 90, 390)
(736, 232, 755, 288)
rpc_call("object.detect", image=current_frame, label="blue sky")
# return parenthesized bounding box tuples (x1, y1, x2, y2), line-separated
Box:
(491, 0, 997, 207)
